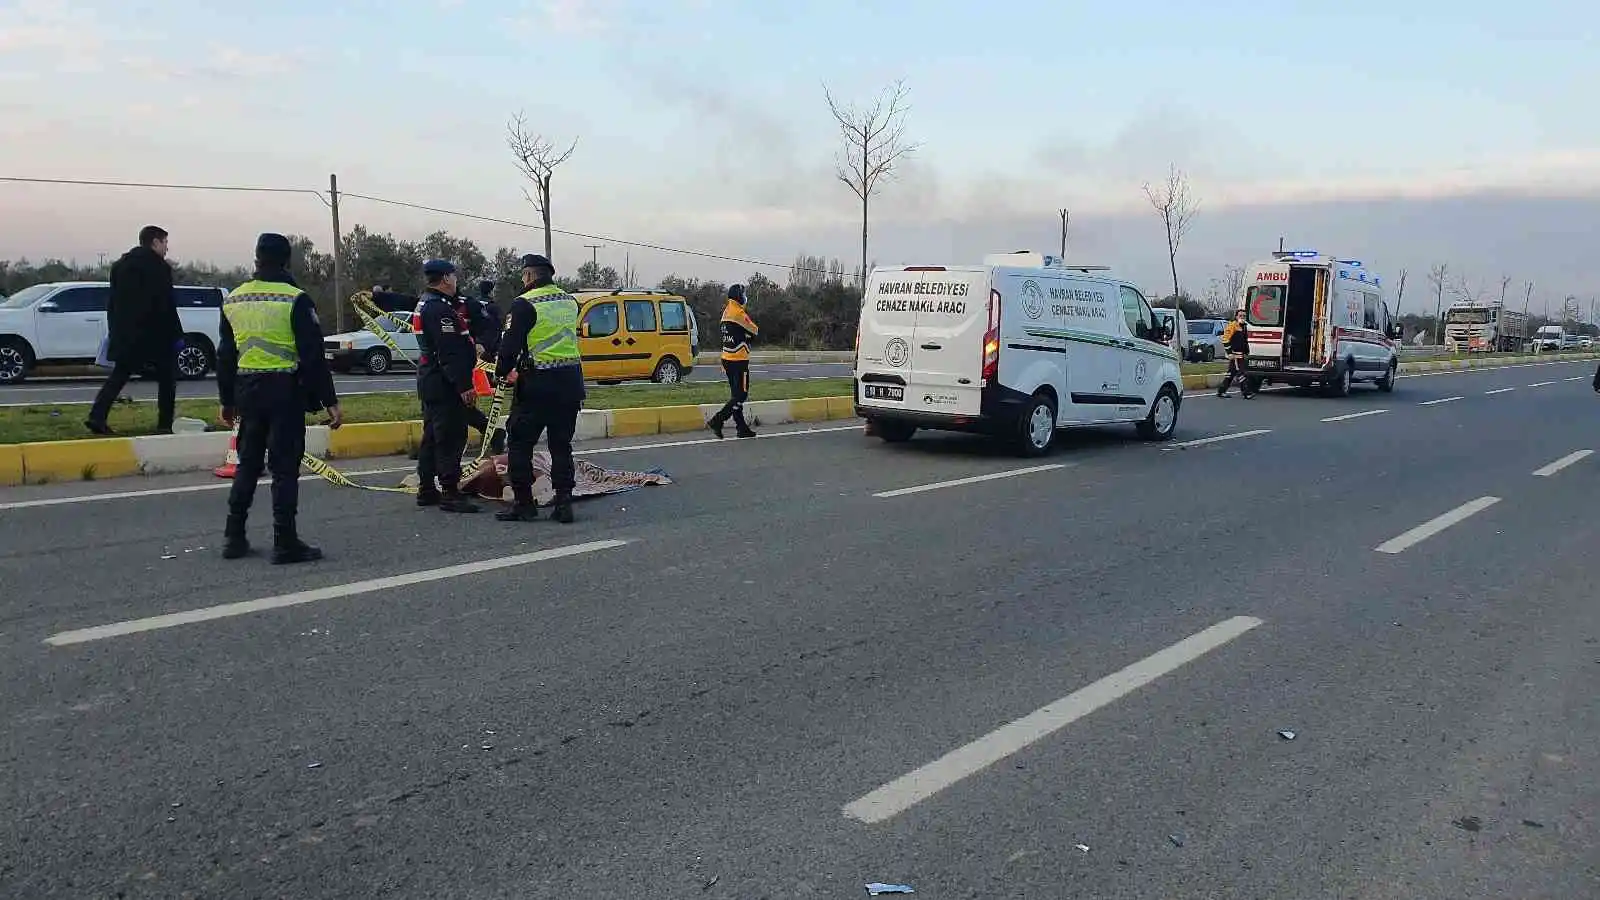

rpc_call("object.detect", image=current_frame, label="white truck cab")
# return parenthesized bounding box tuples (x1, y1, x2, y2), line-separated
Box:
(853, 252, 1184, 455)
(1237, 249, 1401, 396)
(0, 281, 225, 385)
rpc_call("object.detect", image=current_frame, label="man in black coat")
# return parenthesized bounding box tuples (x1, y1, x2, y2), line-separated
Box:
(87, 225, 182, 434)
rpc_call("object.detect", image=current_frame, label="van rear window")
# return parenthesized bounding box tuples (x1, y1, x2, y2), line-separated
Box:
(1246, 286, 1284, 326)
(1188, 322, 1214, 335)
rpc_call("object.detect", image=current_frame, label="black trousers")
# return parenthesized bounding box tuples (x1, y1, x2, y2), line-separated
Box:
(1216, 355, 1255, 396)
(418, 395, 470, 492)
(90, 355, 176, 429)
(506, 387, 579, 503)
(710, 359, 750, 428)
(228, 402, 306, 523)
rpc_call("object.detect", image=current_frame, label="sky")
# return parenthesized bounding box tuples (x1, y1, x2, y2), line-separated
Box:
(2, 0, 1598, 310)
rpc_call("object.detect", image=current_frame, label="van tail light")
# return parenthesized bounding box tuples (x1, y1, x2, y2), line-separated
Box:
(981, 288, 1002, 382)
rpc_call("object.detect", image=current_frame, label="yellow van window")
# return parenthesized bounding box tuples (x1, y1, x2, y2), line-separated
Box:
(624, 299, 657, 333)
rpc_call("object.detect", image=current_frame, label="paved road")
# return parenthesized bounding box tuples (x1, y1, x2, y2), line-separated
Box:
(3, 357, 1599, 898)
(0, 363, 856, 407)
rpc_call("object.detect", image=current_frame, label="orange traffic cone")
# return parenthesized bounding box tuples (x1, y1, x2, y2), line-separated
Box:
(214, 421, 241, 479)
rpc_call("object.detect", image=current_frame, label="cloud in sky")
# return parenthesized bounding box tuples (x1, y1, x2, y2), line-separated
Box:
(1, 0, 1597, 302)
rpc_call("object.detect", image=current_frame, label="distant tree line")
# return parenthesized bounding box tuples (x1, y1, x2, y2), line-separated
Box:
(0, 231, 870, 351)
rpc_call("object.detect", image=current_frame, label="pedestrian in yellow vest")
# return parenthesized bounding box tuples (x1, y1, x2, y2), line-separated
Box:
(707, 284, 759, 438)
(216, 233, 342, 564)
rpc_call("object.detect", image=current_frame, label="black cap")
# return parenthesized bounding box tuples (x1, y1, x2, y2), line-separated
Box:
(255, 232, 292, 265)
(519, 254, 553, 271)
(422, 258, 456, 277)
(728, 283, 746, 300)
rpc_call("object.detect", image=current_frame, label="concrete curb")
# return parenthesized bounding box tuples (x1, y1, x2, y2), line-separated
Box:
(2, 353, 1593, 487)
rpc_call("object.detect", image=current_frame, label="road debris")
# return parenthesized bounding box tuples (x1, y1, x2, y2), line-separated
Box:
(306, 762, 323, 769)
(1522, 819, 1545, 828)
(866, 883, 915, 895)
(159, 554, 177, 560)
(1168, 834, 1185, 848)
(1074, 844, 1090, 853)
(702, 874, 719, 890)
(1278, 730, 1297, 741)
(1453, 816, 1482, 832)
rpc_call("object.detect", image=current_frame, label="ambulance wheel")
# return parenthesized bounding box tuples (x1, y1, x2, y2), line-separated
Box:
(1015, 393, 1058, 456)
(1377, 360, 1397, 392)
(1326, 361, 1353, 397)
(875, 420, 917, 443)
(363, 347, 392, 375)
(1137, 385, 1180, 441)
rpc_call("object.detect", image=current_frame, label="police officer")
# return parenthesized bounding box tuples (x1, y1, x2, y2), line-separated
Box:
(414, 259, 481, 513)
(472, 279, 503, 359)
(706, 284, 759, 438)
(494, 254, 584, 524)
(217, 233, 342, 564)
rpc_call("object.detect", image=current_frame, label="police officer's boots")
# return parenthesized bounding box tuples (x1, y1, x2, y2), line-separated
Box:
(495, 487, 539, 522)
(416, 480, 440, 507)
(222, 513, 250, 560)
(551, 491, 575, 524)
(438, 489, 480, 514)
(271, 518, 324, 565)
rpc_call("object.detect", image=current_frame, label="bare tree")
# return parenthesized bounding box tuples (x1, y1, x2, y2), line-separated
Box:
(1498, 274, 1512, 305)
(1428, 263, 1449, 345)
(620, 250, 637, 290)
(824, 79, 920, 290)
(1393, 268, 1408, 316)
(1142, 165, 1200, 301)
(506, 111, 578, 260)
(1451, 275, 1489, 305)
(1058, 208, 1069, 261)
(1220, 264, 1245, 314)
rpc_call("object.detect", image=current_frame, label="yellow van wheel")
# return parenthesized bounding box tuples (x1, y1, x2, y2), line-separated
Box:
(652, 357, 684, 384)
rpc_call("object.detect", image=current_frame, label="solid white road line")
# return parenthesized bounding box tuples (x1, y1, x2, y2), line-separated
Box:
(1161, 429, 1272, 450)
(43, 539, 629, 646)
(578, 424, 860, 456)
(1528, 381, 1556, 388)
(872, 464, 1067, 498)
(841, 615, 1265, 824)
(1419, 396, 1463, 406)
(1373, 496, 1500, 554)
(1485, 387, 1515, 395)
(1565, 376, 1586, 382)
(1321, 409, 1389, 422)
(1533, 449, 1593, 477)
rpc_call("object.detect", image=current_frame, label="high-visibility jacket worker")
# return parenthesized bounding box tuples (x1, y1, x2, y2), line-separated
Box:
(216, 232, 342, 564)
(1215, 308, 1255, 399)
(493, 253, 586, 524)
(707, 284, 759, 439)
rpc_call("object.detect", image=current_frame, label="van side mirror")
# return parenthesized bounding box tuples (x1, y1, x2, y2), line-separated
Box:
(1160, 323, 1175, 342)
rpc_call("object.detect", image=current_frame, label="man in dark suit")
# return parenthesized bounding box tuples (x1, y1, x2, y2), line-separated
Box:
(86, 225, 182, 434)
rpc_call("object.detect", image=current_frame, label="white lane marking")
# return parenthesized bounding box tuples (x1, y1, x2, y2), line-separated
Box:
(872, 464, 1067, 498)
(1528, 381, 1556, 388)
(1565, 376, 1586, 382)
(841, 615, 1265, 824)
(1485, 387, 1515, 395)
(1533, 449, 1593, 477)
(44, 539, 629, 646)
(1419, 396, 1463, 406)
(0, 425, 867, 510)
(1374, 496, 1501, 554)
(1161, 429, 1272, 450)
(1321, 409, 1389, 422)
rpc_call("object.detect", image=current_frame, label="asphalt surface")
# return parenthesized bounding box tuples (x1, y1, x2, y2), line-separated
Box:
(0, 363, 855, 407)
(3, 357, 1599, 898)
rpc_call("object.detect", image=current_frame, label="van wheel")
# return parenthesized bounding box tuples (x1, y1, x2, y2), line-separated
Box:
(1137, 386, 1180, 440)
(1015, 393, 1058, 456)
(875, 420, 917, 443)
(1377, 360, 1397, 392)
(363, 347, 392, 375)
(1326, 361, 1353, 397)
(176, 337, 213, 380)
(651, 356, 683, 384)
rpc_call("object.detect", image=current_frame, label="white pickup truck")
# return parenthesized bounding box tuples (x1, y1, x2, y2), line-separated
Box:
(0, 281, 226, 384)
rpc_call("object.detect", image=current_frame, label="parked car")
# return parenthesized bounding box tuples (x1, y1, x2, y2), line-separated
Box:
(1186, 318, 1225, 361)
(0, 281, 225, 385)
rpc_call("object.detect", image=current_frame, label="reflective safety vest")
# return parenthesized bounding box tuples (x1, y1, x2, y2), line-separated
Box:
(720, 300, 759, 362)
(520, 284, 581, 369)
(224, 280, 301, 373)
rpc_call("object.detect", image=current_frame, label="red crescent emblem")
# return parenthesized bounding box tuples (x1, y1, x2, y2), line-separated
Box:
(1249, 288, 1273, 320)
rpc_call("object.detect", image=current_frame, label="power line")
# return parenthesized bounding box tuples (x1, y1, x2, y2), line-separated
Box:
(1, 174, 843, 276)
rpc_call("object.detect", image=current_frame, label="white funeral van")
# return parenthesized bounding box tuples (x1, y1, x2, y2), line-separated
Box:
(1237, 249, 1402, 396)
(853, 252, 1185, 455)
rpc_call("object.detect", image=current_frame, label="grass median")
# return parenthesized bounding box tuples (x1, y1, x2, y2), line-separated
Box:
(0, 378, 857, 445)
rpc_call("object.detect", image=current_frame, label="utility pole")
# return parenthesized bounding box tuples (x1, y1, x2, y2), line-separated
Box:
(584, 244, 602, 267)
(330, 173, 344, 333)
(1057, 208, 1069, 261)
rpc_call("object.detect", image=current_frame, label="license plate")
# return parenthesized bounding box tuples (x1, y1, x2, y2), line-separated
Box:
(1248, 357, 1279, 368)
(863, 384, 904, 401)
(324, 352, 335, 360)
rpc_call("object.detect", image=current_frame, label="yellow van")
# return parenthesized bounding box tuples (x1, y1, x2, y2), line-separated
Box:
(572, 289, 699, 384)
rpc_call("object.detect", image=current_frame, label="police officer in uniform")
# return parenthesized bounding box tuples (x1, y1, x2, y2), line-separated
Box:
(414, 259, 481, 513)
(217, 233, 342, 564)
(494, 254, 584, 524)
(706, 284, 759, 438)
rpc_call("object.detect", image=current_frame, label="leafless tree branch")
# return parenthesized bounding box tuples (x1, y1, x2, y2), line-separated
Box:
(1141, 164, 1201, 300)
(824, 79, 920, 287)
(507, 110, 578, 259)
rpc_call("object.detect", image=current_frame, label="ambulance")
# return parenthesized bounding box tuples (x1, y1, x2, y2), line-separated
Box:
(1237, 249, 1402, 396)
(853, 252, 1185, 456)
